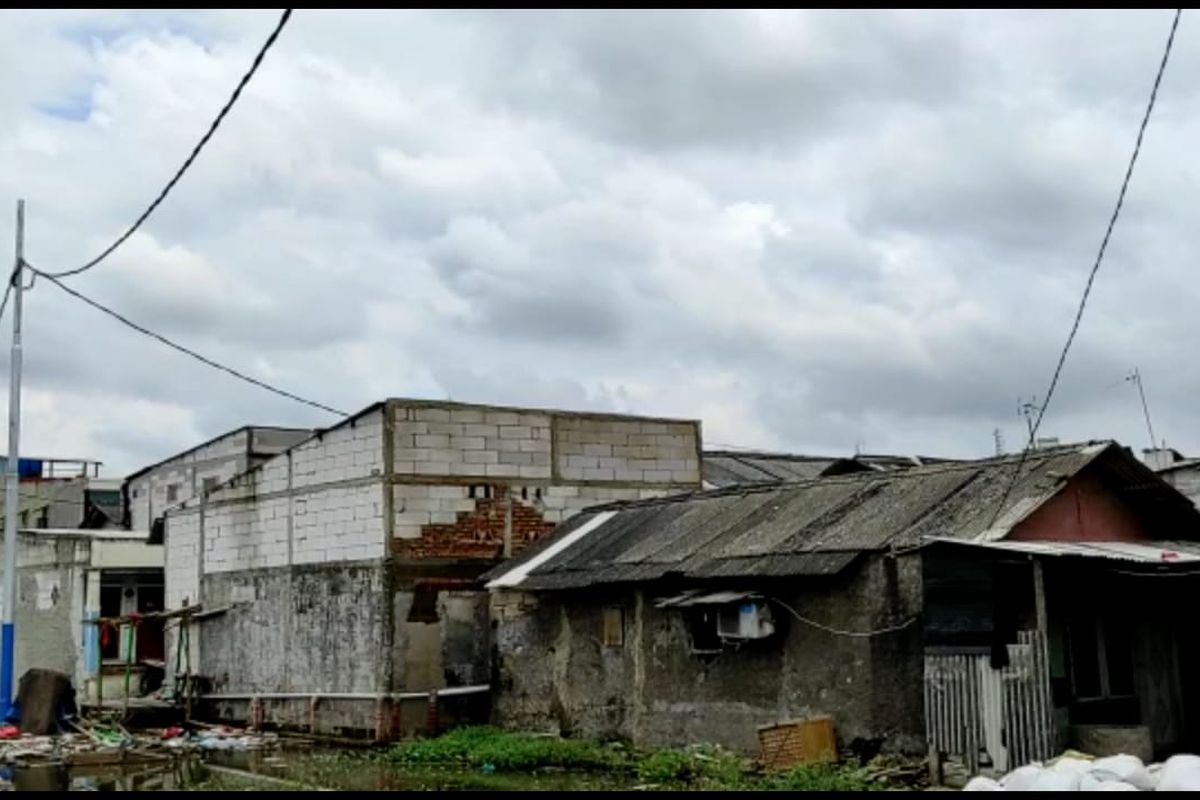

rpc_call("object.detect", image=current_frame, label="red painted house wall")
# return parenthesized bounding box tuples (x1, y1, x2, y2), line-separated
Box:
(1010, 471, 1149, 543)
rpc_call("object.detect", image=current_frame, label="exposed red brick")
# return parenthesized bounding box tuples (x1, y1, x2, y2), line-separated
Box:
(392, 485, 556, 560)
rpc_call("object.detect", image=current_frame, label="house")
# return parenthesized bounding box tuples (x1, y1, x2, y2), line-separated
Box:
(702, 450, 953, 488)
(125, 426, 314, 534)
(10, 526, 163, 705)
(1143, 447, 1200, 509)
(0, 458, 120, 531)
(485, 441, 1200, 763)
(161, 399, 702, 738)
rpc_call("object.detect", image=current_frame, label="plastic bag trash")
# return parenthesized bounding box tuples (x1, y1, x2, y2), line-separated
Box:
(1052, 757, 1095, 775)
(964, 777, 1002, 791)
(1031, 770, 1081, 791)
(1157, 754, 1200, 792)
(1087, 781, 1139, 791)
(1001, 763, 1044, 791)
(1088, 755, 1154, 790)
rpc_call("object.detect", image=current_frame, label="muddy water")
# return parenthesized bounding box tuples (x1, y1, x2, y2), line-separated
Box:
(9, 747, 631, 791)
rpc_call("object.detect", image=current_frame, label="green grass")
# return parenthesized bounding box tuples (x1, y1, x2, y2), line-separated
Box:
(385, 725, 628, 771)
(382, 727, 889, 791)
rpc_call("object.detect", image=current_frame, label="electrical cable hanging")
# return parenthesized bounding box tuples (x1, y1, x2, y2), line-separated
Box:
(44, 9, 293, 279)
(28, 262, 346, 417)
(769, 596, 918, 639)
(989, 9, 1181, 526)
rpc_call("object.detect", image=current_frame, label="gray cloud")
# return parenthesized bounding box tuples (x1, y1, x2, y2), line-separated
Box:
(0, 9, 1195, 474)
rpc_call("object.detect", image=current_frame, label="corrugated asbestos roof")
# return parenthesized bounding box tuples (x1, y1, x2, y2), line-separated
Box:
(488, 441, 1200, 591)
(701, 451, 957, 488)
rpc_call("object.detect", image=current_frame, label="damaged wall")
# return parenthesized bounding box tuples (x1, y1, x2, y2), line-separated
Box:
(492, 553, 926, 755)
(164, 400, 701, 733)
(13, 535, 88, 684)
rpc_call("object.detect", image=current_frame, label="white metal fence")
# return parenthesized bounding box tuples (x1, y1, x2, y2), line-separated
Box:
(924, 630, 1055, 774)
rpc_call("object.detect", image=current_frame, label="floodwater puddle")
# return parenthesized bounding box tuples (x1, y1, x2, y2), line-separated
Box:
(8, 746, 633, 791)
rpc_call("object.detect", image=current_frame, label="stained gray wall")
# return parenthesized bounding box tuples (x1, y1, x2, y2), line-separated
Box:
(492, 553, 926, 755)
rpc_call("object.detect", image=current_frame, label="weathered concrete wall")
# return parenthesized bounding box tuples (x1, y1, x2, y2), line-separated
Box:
(200, 562, 389, 694)
(11, 535, 88, 686)
(492, 553, 926, 755)
(165, 401, 702, 734)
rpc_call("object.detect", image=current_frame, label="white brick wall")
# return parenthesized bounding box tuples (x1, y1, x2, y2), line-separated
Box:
(165, 510, 201, 609)
(392, 483, 477, 539)
(292, 483, 386, 565)
(553, 417, 700, 483)
(393, 405, 552, 480)
(129, 430, 253, 531)
(292, 411, 384, 489)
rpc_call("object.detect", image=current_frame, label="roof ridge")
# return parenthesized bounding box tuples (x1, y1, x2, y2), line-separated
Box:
(589, 441, 1115, 514)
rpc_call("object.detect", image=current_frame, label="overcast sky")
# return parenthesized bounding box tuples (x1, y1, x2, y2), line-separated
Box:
(0, 9, 1197, 475)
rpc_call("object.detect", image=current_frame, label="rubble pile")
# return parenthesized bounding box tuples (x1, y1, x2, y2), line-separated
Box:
(965, 752, 1200, 792)
(0, 722, 278, 767)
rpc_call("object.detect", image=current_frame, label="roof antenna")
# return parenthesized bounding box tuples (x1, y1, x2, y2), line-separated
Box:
(1125, 368, 1158, 452)
(993, 428, 1005, 456)
(1017, 396, 1041, 449)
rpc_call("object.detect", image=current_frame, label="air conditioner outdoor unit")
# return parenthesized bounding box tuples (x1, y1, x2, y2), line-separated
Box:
(717, 601, 775, 640)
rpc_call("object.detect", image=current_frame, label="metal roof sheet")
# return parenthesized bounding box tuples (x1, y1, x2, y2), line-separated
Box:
(655, 590, 760, 608)
(488, 441, 1200, 591)
(925, 537, 1200, 564)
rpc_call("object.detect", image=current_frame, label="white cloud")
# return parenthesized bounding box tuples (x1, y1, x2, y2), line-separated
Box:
(0, 9, 1195, 475)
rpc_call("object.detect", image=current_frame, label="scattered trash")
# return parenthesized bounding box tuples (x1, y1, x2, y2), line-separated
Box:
(965, 750, 1200, 791)
(482, 762, 496, 774)
(0, 720, 278, 768)
(0, 727, 17, 741)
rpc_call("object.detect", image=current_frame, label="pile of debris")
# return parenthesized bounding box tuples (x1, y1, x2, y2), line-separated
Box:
(0, 721, 278, 768)
(161, 724, 279, 752)
(964, 751, 1200, 791)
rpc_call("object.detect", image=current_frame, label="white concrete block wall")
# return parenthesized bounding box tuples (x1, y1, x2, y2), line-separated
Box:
(184, 431, 250, 466)
(292, 410, 384, 489)
(165, 510, 201, 610)
(392, 405, 553, 480)
(392, 483, 477, 539)
(256, 456, 291, 495)
(292, 483, 386, 564)
(537, 485, 671, 524)
(553, 417, 700, 484)
(129, 429, 314, 532)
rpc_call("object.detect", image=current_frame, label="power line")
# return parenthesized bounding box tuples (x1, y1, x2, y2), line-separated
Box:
(990, 9, 1181, 525)
(769, 596, 918, 639)
(28, 263, 346, 417)
(44, 9, 293, 280)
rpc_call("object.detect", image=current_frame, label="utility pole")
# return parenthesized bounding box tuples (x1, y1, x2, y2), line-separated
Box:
(2, 200, 24, 715)
(1128, 368, 1158, 452)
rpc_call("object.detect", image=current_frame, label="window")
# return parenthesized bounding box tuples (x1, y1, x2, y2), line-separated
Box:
(166, 483, 180, 503)
(35, 507, 48, 529)
(1070, 616, 1135, 700)
(602, 607, 624, 647)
